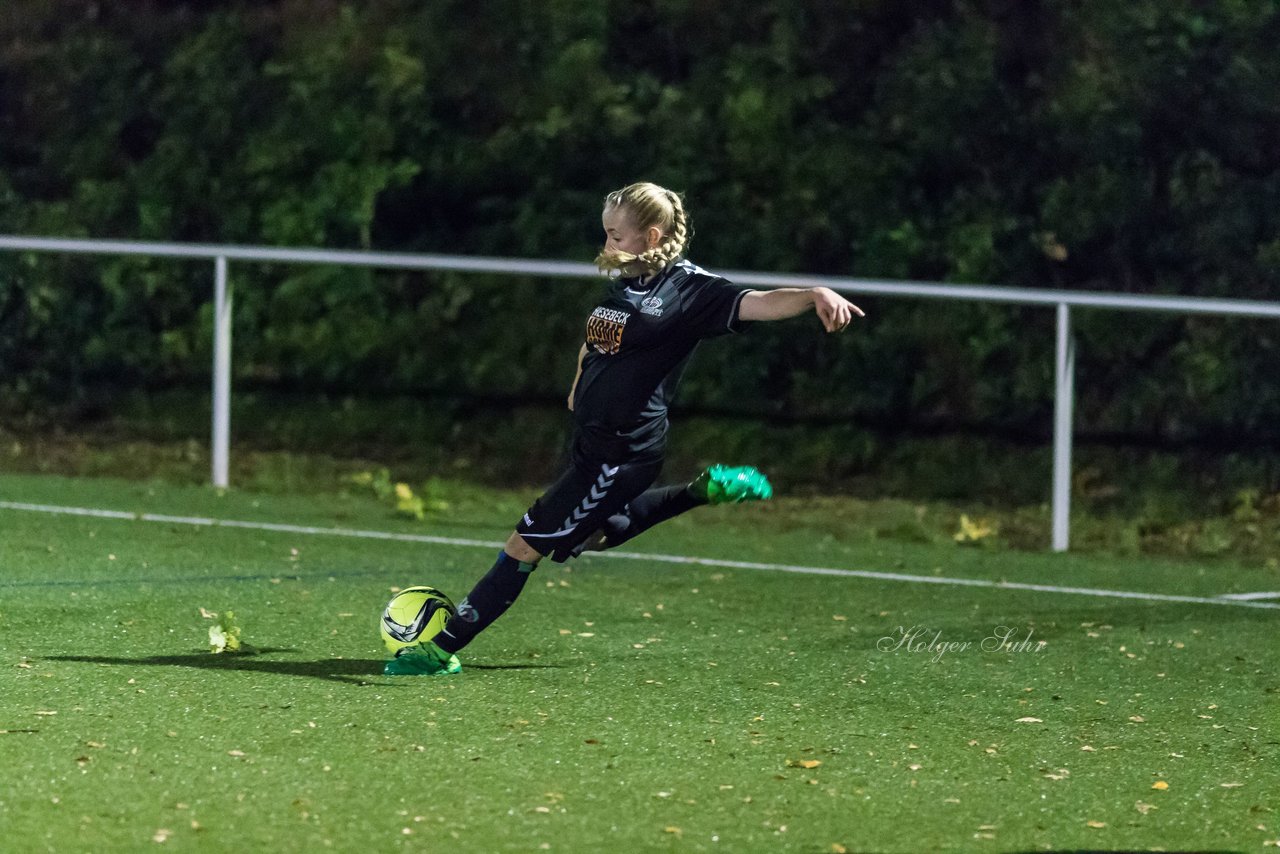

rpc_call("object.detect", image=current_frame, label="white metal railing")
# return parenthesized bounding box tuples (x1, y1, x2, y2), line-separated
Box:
(5, 234, 1280, 552)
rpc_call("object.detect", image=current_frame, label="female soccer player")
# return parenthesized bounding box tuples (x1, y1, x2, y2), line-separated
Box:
(388, 182, 862, 675)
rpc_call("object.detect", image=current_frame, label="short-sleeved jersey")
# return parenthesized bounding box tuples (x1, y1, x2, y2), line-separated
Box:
(572, 259, 750, 459)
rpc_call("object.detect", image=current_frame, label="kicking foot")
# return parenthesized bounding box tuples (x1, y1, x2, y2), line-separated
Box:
(383, 641, 462, 676)
(689, 465, 774, 505)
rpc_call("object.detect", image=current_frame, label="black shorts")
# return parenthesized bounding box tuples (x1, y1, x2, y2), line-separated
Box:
(516, 441, 663, 563)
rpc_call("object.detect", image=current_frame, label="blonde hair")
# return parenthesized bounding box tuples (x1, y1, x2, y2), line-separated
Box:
(594, 182, 690, 275)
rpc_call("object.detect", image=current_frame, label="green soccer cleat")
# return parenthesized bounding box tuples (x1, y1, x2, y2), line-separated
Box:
(383, 641, 462, 676)
(689, 464, 774, 505)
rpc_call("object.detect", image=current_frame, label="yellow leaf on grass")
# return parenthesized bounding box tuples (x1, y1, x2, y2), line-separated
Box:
(1151, 780, 1169, 790)
(1086, 820, 1106, 828)
(954, 514, 997, 543)
(787, 759, 822, 769)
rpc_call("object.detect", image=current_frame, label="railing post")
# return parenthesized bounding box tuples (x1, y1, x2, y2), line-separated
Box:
(212, 256, 232, 489)
(1052, 303, 1076, 552)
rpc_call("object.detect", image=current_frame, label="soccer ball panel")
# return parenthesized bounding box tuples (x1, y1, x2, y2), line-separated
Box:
(379, 586, 455, 654)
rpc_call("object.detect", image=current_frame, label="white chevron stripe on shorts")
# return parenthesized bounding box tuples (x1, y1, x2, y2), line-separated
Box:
(558, 463, 618, 532)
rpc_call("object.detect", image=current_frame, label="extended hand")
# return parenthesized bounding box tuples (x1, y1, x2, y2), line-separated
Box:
(814, 287, 864, 332)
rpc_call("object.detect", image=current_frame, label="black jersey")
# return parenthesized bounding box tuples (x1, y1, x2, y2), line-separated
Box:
(572, 259, 750, 459)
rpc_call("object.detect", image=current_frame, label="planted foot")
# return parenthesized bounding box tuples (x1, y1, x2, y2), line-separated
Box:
(383, 641, 462, 676)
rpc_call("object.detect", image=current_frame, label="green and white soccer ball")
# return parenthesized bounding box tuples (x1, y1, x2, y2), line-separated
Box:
(379, 586, 455, 654)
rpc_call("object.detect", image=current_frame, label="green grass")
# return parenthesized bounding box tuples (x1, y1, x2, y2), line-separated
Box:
(1, 472, 1278, 852)
(7, 413, 1280, 566)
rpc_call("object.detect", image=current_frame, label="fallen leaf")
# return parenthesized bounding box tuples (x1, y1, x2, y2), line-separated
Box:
(152, 829, 172, 843)
(663, 826, 682, 836)
(1086, 819, 1106, 828)
(209, 625, 228, 653)
(908, 763, 922, 771)
(199, 607, 217, 620)
(1151, 780, 1169, 790)
(787, 759, 822, 769)
(1220, 782, 1243, 788)
(227, 750, 245, 757)
(1128, 715, 1145, 723)
(954, 514, 997, 543)
(1080, 745, 1096, 752)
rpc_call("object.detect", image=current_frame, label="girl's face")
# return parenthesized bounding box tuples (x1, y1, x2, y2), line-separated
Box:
(602, 205, 662, 258)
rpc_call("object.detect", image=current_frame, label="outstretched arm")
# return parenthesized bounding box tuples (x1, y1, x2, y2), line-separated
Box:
(738, 287, 864, 332)
(567, 344, 588, 410)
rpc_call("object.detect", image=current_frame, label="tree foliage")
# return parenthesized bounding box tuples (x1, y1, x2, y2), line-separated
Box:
(2, 0, 1279, 444)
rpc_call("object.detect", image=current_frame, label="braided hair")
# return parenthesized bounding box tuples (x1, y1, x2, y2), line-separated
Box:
(595, 182, 691, 275)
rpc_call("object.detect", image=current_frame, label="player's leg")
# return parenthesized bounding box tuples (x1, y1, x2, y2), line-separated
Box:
(579, 464, 773, 553)
(388, 454, 661, 675)
(385, 532, 539, 676)
(431, 532, 540, 654)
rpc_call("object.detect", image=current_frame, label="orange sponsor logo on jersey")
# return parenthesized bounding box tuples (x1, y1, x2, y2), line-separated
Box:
(587, 307, 628, 355)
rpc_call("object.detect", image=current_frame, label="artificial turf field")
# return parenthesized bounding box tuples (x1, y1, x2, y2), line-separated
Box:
(1, 472, 1277, 852)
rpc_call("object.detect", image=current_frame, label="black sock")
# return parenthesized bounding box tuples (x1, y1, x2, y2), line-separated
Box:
(432, 550, 537, 654)
(598, 484, 703, 548)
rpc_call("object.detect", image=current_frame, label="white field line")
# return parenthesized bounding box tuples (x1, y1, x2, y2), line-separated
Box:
(3, 500, 1279, 611)
(1215, 591, 1280, 601)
